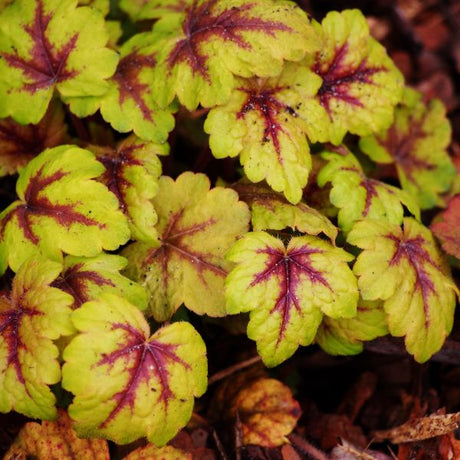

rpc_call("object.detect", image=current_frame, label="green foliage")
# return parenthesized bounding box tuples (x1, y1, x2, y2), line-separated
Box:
(0, 0, 457, 450)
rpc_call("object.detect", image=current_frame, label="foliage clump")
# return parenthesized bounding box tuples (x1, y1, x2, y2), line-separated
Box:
(0, 0, 458, 452)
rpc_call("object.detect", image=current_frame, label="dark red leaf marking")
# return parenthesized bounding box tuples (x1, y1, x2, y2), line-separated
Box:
(251, 244, 330, 343)
(97, 322, 189, 427)
(113, 51, 156, 123)
(1, 0, 78, 92)
(387, 233, 438, 328)
(167, 0, 291, 79)
(313, 43, 384, 117)
(0, 294, 42, 389)
(5, 167, 104, 244)
(143, 210, 226, 280)
(238, 86, 296, 157)
(52, 263, 115, 309)
(98, 144, 143, 214)
(377, 114, 434, 182)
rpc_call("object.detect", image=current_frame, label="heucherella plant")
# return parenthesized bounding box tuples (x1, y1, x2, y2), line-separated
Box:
(0, 0, 458, 451)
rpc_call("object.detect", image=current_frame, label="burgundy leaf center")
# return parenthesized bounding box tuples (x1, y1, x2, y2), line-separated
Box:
(252, 245, 330, 343)
(98, 322, 189, 427)
(313, 43, 383, 116)
(2, 0, 78, 92)
(167, 0, 291, 79)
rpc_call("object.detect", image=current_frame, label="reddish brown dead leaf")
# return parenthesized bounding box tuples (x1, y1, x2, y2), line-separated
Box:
(373, 411, 460, 444)
(229, 378, 301, 447)
(438, 431, 460, 460)
(431, 194, 460, 260)
(3, 409, 109, 460)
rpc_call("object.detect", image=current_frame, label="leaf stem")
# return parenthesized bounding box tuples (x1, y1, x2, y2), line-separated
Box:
(208, 355, 262, 385)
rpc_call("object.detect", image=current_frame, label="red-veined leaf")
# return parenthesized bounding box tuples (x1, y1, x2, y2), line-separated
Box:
(52, 254, 148, 310)
(431, 194, 460, 260)
(204, 63, 322, 204)
(348, 218, 458, 362)
(151, 0, 320, 110)
(317, 150, 420, 232)
(0, 258, 74, 419)
(62, 293, 207, 446)
(4, 409, 110, 460)
(0, 0, 119, 124)
(89, 135, 167, 243)
(304, 9, 404, 145)
(122, 172, 250, 321)
(360, 88, 456, 209)
(0, 145, 130, 274)
(97, 33, 176, 143)
(225, 231, 358, 366)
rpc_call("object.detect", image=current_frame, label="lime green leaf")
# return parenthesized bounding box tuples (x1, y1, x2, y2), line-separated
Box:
(78, 0, 109, 16)
(316, 299, 388, 356)
(318, 150, 420, 232)
(97, 33, 176, 143)
(123, 444, 192, 460)
(431, 194, 460, 260)
(0, 99, 68, 177)
(151, 0, 320, 110)
(5, 409, 110, 460)
(52, 254, 148, 310)
(225, 231, 358, 367)
(347, 218, 458, 362)
(0, 145, 130, 274)
(304, 9, 404, 145)
(0, 0, 119, 124)
(122, 172, 250, 321)
(119, 0, 186, 21)
(204, 63, 322, 204)
(232, 180, 337, 242)
(89, 135, 166, 243)
(0, 258, 74, 419)
(62, 293, 207, 446)
(359, 88, 456, 209)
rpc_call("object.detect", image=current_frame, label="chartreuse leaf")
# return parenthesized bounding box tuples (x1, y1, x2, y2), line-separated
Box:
(303, 9, 404, 145)
(96, 33, 176, 143)
(122, 172, 250, 321)
(78, 0, 109, 15)
(5, 409, 110, 459)
(119, 0, 186, 21)
(347, 218, 458, 363)
(431, 195, 460, 260)
(225, 231, 358, 367)
(62, 293, 207, 446)
(318, 150, 420, 232)
(52, 254, 148, 310)
(0, 258, 74, 419)
(0, 145, 130, 275)
(89, 135, 166, 243)
(359, 88, 456, 209)
(315, 299, 388, 356)
(232, 180, 337, 242)
(0, 0, 119, 124)
(151, 0, 320, 110)
(205, 62, 322, 204)
(229, 378, 301, 447)
(0, 99, 67, 176)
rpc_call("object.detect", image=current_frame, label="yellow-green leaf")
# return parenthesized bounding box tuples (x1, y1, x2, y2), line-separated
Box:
(122, 172, 250, 321)
(226, 231, 358, 366)
(62, 294, 207, 446)
(348, 218, 458, 362)
(0, 258, 74, 419)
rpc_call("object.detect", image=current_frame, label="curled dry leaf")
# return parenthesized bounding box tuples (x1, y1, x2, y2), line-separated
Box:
(373, 411, 460, 444)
